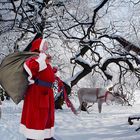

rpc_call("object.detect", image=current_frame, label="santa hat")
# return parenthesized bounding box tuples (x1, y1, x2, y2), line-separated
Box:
(53, 66, 58, 73)
(30, 38, 48, 52)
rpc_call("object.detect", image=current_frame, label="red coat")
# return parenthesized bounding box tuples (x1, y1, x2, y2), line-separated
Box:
(20, 53, 55, 139)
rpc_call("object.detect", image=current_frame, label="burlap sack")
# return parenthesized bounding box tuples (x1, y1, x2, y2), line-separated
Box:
(0, 52, 38, 104)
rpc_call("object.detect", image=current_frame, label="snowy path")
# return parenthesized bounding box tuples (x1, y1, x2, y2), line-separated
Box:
(0, 100, 140, 140)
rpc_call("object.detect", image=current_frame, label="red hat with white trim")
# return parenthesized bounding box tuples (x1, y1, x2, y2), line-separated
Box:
(30, 38, 48, 53)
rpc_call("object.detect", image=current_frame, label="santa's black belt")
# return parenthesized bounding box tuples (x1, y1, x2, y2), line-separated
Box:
(35, 78, 53, 88)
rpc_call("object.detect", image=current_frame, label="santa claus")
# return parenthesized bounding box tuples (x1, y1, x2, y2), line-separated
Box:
(19, 38, 56, 140)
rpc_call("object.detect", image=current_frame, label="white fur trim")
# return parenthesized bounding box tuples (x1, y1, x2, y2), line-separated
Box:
(24, 63, 34, 85)
(39, 39, 46, 51)
(36, 53, 47, 71)
(19, 124, 54, 139)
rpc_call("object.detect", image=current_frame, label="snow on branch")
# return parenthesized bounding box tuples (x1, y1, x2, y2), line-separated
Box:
(69, 54, 98, 87)
(86, 0, 109, 38)
(100, 57, 134, 80)
(99, 35, 140, 55)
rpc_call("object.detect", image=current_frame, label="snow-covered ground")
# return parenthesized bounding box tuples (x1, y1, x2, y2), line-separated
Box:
(0, 97, 140, 140)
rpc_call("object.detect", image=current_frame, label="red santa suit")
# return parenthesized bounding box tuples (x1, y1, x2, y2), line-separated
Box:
(20, 38, 55, 139)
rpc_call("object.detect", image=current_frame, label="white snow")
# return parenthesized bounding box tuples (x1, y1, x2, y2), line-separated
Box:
(0, 96, 140, 140)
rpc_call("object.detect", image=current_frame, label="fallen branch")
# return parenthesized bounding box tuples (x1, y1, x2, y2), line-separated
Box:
(128, 115, 140, 131)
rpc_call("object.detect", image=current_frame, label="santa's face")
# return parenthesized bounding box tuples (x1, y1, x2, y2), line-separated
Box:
(40, 41, 48, 53)
(43, 42, 48, 52)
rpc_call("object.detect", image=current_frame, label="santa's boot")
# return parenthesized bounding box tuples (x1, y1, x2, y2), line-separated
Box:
(55, 96, 63, 110)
